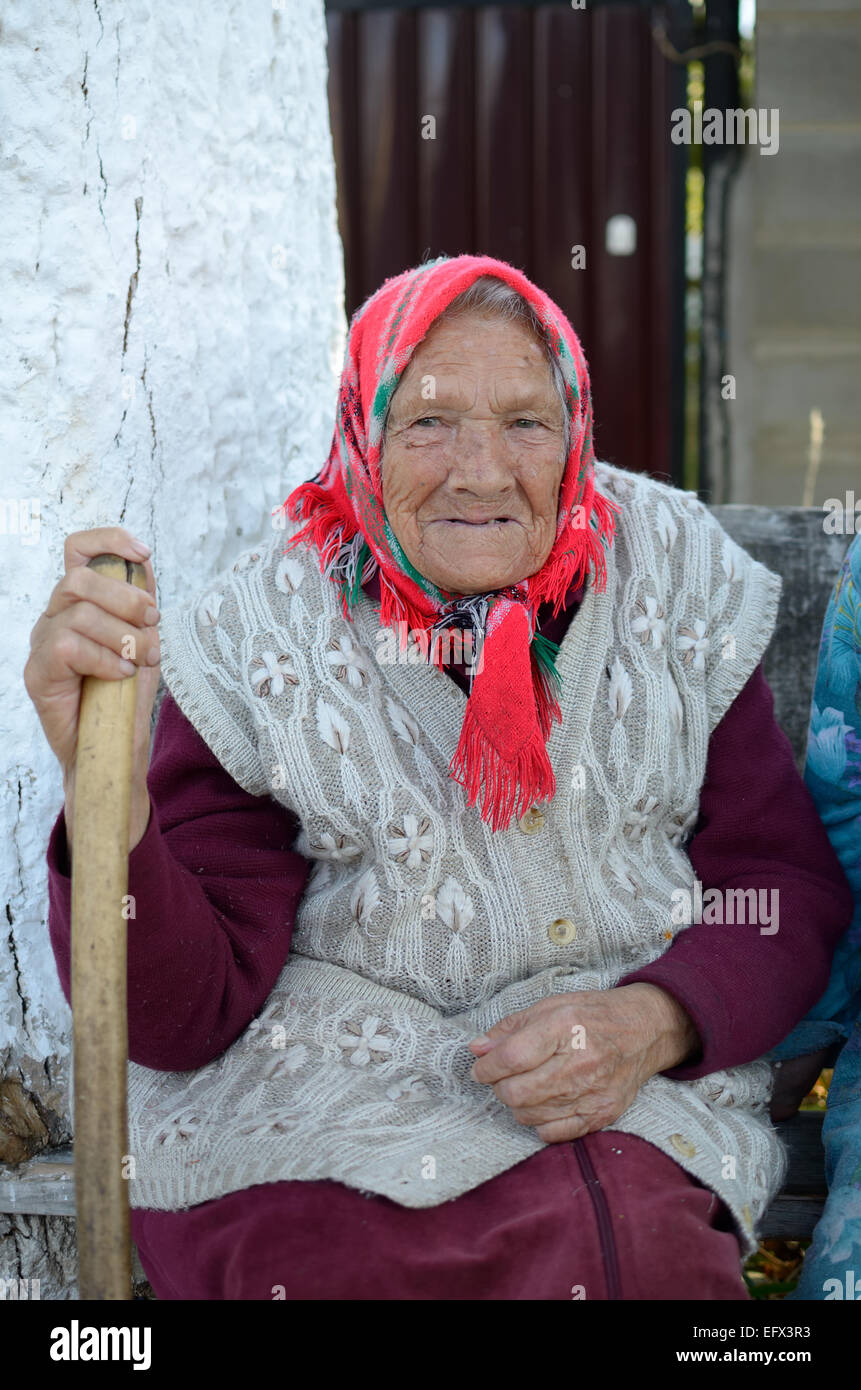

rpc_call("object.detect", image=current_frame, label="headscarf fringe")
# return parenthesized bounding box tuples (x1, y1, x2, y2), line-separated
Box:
(530, 634, 563, 739)
(534, 485, 621, 618)
(378, 572, 434, 649)
(285, 485, 374, 617)
(449, 701, 556, 833)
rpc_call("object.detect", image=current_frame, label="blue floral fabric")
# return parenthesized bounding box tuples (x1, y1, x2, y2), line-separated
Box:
(771, 532, 861, 1299)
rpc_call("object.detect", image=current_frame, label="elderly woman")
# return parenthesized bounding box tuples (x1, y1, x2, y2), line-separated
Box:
(28, 255, 852, 1300)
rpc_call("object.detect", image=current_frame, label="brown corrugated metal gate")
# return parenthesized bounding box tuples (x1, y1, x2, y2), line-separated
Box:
(325, 0, 691, 483)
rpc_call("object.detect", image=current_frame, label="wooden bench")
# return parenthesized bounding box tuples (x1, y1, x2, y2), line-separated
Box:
(0, 505, 850, 1264)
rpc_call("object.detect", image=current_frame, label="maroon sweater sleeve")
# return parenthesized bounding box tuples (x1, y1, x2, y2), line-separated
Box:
(620, 663, 854, 1079)
(46, 691, 310, 1072)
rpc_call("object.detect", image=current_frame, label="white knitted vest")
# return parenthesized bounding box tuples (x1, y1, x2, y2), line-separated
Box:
(128, 461, 784, 1254)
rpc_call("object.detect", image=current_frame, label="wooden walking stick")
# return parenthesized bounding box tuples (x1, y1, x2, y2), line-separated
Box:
(71, 553, 148, 1300)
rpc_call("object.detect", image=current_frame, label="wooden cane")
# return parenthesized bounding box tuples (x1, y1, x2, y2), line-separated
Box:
(71, 553, 148, 1300)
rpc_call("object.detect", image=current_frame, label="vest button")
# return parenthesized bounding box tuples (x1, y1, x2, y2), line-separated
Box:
(518, 806, 545, 834)
(670, 1133, 697, 1159)
(547, 917, 577, 945)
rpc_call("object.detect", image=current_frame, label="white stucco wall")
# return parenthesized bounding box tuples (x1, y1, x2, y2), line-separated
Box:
(0, 0, 345, 1277)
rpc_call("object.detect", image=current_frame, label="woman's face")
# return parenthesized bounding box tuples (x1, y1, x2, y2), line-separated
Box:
(380, 311, 567, 594)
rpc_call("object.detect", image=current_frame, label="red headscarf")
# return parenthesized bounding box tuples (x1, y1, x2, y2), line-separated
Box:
(279, 254, 619, 830)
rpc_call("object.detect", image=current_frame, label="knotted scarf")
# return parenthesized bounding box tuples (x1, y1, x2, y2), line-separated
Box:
(279, 254, 619, 831)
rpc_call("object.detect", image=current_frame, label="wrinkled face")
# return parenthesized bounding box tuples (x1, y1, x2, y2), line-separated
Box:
(380, 311, 567, 594)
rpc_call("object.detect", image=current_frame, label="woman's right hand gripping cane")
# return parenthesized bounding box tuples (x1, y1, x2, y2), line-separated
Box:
(24, 526, 161, 854)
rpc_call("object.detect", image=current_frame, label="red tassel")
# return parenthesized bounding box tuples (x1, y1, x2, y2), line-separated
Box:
(449, 698, 556, 832)
(445, 602, 557, 830)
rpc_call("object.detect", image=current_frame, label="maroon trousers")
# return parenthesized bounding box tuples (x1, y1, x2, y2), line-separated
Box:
(131, 1131, 750, 1301)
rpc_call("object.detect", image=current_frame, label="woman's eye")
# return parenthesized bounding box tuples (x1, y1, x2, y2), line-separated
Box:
(513, 418, 540, 428)
(413, 417, 440, 427)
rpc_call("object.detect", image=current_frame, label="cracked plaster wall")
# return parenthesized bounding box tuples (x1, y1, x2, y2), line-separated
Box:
(0, 0, 345, 1291)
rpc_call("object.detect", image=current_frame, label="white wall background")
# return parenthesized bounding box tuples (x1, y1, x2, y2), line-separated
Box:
(0, 0, 345, 1289)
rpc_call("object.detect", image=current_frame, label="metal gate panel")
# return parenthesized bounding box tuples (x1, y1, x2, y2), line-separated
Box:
(325, 2, 687, 481)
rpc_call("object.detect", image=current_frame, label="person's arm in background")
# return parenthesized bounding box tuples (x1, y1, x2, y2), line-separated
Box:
(767, 535, 861, 1118)
(46, 689, 310, 1072)
(619, 661, 854, 1085)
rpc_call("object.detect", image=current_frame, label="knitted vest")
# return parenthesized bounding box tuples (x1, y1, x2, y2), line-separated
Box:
(128, 461, 784, 1254)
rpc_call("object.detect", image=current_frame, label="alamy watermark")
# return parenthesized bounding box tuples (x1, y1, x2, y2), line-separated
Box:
(50, 1322, 151, 1369)
(823, 1270, 860, 1299)
(670, 884, 779, 935)
(375, 623, 486, 675)
(0, 498, 41, 545)
(671, 100, 779, 156)
(0, 1277, 40, 1299)
(823, 492, 861, 535)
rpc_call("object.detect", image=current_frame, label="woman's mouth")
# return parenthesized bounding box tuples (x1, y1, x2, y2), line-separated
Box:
(437, 518, 515, 528)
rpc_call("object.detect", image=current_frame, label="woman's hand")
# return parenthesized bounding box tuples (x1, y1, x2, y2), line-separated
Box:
(23, 526, 161, 854)
(468, 983, 700, 1142)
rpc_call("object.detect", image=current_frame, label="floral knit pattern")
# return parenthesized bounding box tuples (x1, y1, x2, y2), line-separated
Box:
(128, 461, 783, 1255)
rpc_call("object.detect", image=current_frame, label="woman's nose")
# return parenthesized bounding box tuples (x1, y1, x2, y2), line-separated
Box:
(447, 421, 514, 490)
